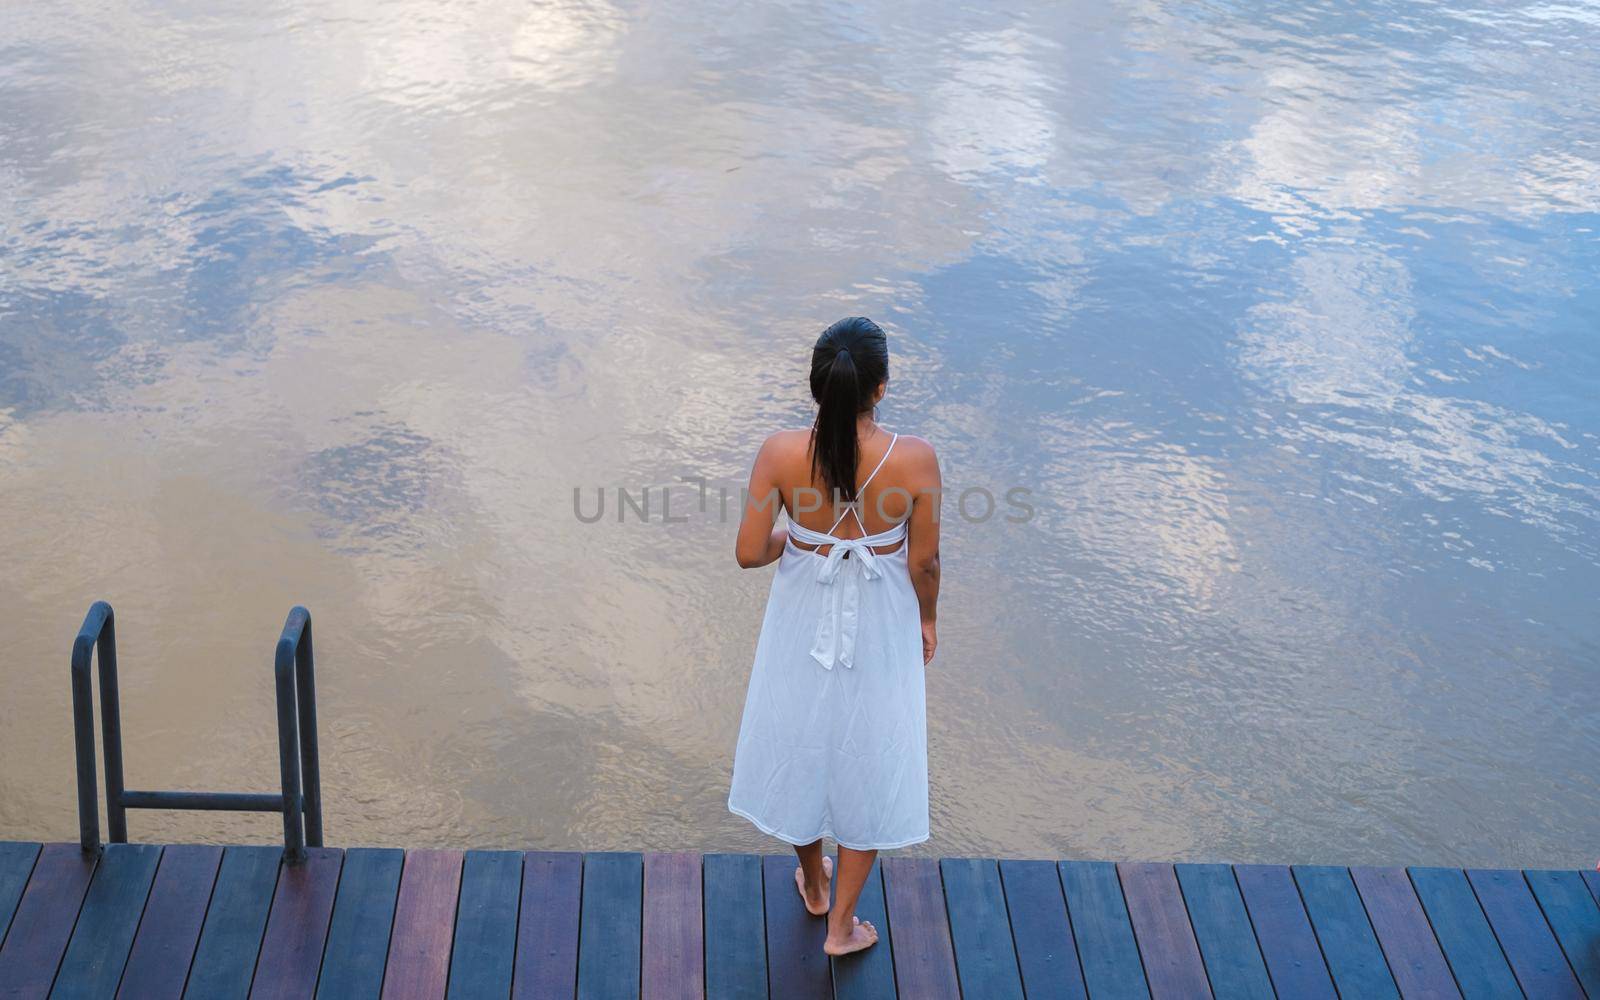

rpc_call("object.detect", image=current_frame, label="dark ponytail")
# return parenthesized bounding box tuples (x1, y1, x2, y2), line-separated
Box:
(809, 317, 889, 502)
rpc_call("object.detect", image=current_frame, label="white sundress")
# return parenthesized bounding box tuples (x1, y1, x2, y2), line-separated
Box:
(727, 433, 930, 851)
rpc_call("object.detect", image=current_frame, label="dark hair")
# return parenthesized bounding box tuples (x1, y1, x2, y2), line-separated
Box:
(809, 316, 889, 502)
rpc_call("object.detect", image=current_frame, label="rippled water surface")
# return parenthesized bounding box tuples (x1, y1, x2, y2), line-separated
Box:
(2, 0, 1597, 865)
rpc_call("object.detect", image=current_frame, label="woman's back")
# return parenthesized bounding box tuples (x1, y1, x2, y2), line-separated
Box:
(757, 426, 933, 554)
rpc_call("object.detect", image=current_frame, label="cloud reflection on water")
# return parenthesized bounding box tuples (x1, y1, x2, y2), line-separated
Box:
(0, 0, 1595, 863)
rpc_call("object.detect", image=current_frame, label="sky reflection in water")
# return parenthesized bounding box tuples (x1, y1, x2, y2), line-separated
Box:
(1, 0, 1596, 865)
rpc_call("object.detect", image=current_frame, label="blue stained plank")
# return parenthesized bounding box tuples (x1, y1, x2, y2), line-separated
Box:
(447, 850, 522, 999)
(832, 857, 896, 1000)
(1293, 866, 1399, 1000)
(762, 853, 832, 1000)
(1173, 865, 1272, 1000)
(1349, 866, 1460, 1000)
(0, 844, 42, 952)
(1057, 861, 1150, 1000)
(1523, 870, 1600, 995)
(1407, 868, 1521, 1000)
(1583, 870, 1600, 910)
(941, 858, 1023, 1000)
(702, 854, 767, 1000)
(1468, 867, 1582, 998)
(252, 848, 343, 1000)
(183, 845, 283, 999)
(316, 848, 404, 1000)
(1233, 864, 1336, 999)
(0, 843, 99, 999)
(1118, 863, 1211, 1000)
(117, 845, 223, 1000)
(576, 852, 642, 1000)
(998, 860, 1086, 1000)
(50, 843, 163, 999)
(883, 857, 959, 1000)
(512, 852, 581, 1000)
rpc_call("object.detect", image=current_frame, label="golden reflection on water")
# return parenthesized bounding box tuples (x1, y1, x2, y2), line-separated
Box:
(1, 0, 1597, 866)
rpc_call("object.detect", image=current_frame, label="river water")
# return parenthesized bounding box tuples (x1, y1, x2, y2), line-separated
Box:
(2, 0, 1597, 866)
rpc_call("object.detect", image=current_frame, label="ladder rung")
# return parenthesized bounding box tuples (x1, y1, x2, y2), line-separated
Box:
(120, 790, 286, 813)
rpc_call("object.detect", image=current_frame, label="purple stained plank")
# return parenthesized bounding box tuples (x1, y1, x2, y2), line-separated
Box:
(882, 856, 959, 1000)
(116, 844, 223, 999)
(381, 849, 464, 1000)
(512, 852, 582, 1000)
(643, 852, 703, 1000)
(1350, 867, 1460, 999)
(251, 847, 344, 1000)
(0, 843, 98, 999)
(1118, 863, 1212, 999)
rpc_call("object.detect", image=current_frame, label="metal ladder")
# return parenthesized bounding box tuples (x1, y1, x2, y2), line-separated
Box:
(70, 601, 324, 861)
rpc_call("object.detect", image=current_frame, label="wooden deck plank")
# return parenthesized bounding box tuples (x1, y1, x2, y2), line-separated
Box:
(701, 854, 767, 1000)
(315, 848, 404, 1000)
(50, 843, 163, 999)
(998, 860, 1086, 1000)
(576, 852, 643, 1000)
(0, 844, 41, 952)
(511, 852, 581, 1000)
(1523, 870, 1600, 995)
(883, 857, 959, 1000)
(381, 849, 464, 1000)
(1233, 864, 1336, 999)
(1058, 860, 1150, 1000)
(115, 844, 223, 1000)
(1173, 864, 1273, 1000)
(251, 847, 343, 1000)
(1118, 862, 1211, 999)
(642, 852, 702, 1000)
(761, 853, 831, 1000)
(0, 843, 98, 1000)
(940, 858, 1023, 1000)
(1349, 866, 1460, 999)
(832, 857, 896, 1000)
(1467, 867, 1582, 998)
(445, 850, 521, 999)
(1293, 865, 1400, 999)
(184, 845, 283, 999)
(1407, 867, 1522, 1000)
(1583, 870, 1600, 910)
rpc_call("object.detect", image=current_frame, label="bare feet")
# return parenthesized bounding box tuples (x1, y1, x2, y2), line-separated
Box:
(795, 855, 833, 916)
(823, 915, 879, 956)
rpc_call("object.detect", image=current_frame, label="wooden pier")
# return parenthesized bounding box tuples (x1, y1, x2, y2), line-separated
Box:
(1, 841, 1597, 998)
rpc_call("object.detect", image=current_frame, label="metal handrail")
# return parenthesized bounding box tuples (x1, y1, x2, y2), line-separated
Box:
(70, 602, 324, 860)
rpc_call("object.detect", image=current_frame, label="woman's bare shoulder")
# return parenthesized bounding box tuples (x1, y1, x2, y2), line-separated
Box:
(892, 433, 939, 465)
(753, 428, 813, 470)
(759, 428, 812, 454)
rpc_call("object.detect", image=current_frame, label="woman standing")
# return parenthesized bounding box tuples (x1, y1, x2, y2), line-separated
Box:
(728, 317, 942, 956)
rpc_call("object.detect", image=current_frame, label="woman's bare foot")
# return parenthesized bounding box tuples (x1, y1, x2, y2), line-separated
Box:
(795, 855, 833, 916)
(823, 915, 879, 956)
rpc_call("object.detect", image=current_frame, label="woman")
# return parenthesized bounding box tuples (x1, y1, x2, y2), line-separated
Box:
(728, 316, 942, 956)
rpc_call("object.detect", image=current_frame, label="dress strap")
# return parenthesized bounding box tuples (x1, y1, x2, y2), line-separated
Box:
(860, 433, 899, 490)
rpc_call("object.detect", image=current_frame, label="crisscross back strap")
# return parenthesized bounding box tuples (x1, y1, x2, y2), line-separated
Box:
(827, 433, 899, 534)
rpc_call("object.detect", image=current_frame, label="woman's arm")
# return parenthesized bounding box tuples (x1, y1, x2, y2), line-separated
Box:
(904, 439, 942, 663)
(735, 434, 789, 568)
